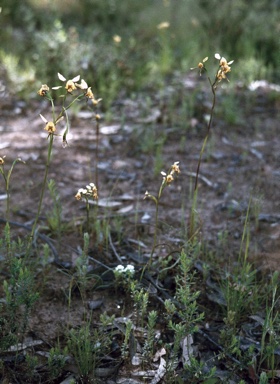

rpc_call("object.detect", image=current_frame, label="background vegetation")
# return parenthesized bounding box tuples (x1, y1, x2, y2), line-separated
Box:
(1, 0, 280, 104)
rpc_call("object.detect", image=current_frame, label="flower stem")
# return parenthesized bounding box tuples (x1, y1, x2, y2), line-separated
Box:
(147, 182, 164, 271)
(147, 200, 159, 271)
(95, 118, 99, 190)
(86, 199, 90, 234)
(190, 78, 216, 240)
(27, 135, 54, 256)
(194, 78, 216, 191)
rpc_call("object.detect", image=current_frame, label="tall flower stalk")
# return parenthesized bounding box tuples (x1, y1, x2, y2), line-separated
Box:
(144, 162, 180, 271)
(27, 130, 55, 255)
(26, 75, 101, 257)
(189, 54, 234, 238)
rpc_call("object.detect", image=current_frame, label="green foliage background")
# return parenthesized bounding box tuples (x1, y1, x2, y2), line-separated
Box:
(1, 0, 279, 102)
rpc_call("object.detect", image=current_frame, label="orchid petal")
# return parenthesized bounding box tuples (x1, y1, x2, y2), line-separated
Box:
(71, 75, 80, 82)
(39, 114, 48, 124)
(76, 79, 88, 89)
(58, 73, 66, 81)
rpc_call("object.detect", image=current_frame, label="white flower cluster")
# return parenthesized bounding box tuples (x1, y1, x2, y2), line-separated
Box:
(75, 183, 98, 200)
(114, 264, 135, 277)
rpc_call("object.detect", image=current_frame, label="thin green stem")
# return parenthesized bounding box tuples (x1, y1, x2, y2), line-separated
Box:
(0, 170, 9, 222)
(95, 118, 99, 190)
(1, 159, 24, 260)
(61, 94, 84, 119)
(50, 97, 56, 122)
(190, 78, 217, 240)
(60, 95, 84, 145)
(27, 134, 54, 256)
(1, 159, 24, 223)
(4, 172, 12, 260)
(147, 201, 159, 271)
(194, 78, 216, 191)
(86, 199, 90, 234)
(26, 92, 84, 256)
(147, 182, 165, 271)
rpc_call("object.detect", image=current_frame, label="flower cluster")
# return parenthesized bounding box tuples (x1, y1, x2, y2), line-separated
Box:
(37, 73, 102, 105)
(0, 156, 6, 165)
(37, 74, 102, 141)
(114, 264, 135, 277)
(75, 79, 102, 105)
(144, 161, 180, 201)
(161, 161, 180, 185)
(215, 53, 234, 82)
(75, 183, 98, 201)
(191, 54, 234, 80)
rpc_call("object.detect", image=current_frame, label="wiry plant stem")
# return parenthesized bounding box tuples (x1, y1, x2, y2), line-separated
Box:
(147, 181, 165, 271)
(27, 135, 54, 256)
(26, 92, 84, 256)
(194, 78, 216, 191)
(95, 118, 99, 190)
(190, 78, 217, 240)
(148, 200, 159, 270)
(86, 199, 90, 234)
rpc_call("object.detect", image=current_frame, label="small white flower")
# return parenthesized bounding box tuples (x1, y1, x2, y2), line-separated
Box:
(124, 265, 135, 276)
(114, 264, 135, 277)
(115, 265, 125, 273)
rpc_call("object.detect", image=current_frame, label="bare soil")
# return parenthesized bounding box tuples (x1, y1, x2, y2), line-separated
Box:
(0, 77, 280, 383)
